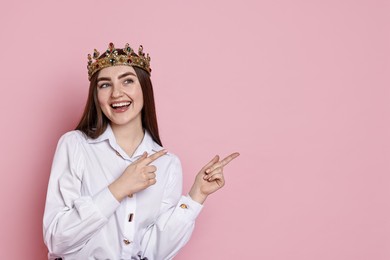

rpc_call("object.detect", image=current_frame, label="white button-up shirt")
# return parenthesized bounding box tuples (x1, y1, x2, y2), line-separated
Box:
(43, 125, 203, 260)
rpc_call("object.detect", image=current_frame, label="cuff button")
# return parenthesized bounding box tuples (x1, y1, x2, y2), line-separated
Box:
(180, 203, 188, 209)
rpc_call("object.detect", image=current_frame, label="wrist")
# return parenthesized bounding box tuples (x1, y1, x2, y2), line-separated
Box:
(108, 182, 127, 202)
(189, 188, 207, 204)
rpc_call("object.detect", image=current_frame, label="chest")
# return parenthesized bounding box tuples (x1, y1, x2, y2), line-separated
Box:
(79, 142, 171, 219)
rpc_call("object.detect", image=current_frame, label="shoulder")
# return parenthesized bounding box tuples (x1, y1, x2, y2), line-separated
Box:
(166, 151, 180, 163)
(163, 151, 183, 174)
(147, 135, 181, 166)
(54, 130, 89, 156)
(57, 130, 88, 145)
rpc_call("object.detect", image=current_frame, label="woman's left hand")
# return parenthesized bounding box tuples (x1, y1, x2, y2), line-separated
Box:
(189, 152, 240, 204)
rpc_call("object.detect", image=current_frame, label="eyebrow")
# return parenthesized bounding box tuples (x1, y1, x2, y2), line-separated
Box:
(97, 72, 137, 82)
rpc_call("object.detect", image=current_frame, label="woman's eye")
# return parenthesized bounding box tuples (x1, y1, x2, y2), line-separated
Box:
(124, 79, 134, 84)
(99, 83, 110, 89)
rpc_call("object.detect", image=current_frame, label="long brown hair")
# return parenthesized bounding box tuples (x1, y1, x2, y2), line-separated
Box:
(75, 53, 162, 146)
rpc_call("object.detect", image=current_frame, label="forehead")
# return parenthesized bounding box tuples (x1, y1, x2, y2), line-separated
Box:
(98, 65, 136, 78)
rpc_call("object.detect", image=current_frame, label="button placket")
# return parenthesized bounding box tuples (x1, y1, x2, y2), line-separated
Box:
(122, 193, 136, 256)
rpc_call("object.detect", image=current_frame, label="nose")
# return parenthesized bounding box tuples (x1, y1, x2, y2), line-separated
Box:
(111, 84, 123, 98)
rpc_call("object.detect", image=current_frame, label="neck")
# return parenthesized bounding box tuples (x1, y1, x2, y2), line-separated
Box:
(110, 118, 144, 157)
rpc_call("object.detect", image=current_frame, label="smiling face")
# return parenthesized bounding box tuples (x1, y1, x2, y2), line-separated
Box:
(96, 65, 144, 128)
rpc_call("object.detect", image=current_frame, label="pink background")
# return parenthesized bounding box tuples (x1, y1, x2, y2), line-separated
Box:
(1, 0, 389, 259)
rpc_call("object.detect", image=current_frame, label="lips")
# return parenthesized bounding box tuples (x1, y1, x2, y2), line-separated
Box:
(111, 101, 131, 110)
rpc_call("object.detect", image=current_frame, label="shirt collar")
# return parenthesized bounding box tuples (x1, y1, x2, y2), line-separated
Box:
(86, 124, 163, 159)
(132, 130, 163, 158)
(86, 124, 114, 144)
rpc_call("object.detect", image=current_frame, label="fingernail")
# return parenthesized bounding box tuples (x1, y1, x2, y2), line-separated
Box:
(206, 169, 210, 173)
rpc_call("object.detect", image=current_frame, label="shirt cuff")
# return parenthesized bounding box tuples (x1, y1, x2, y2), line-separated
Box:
(175, 195, 204, 222)
(92, 187, 121, 219)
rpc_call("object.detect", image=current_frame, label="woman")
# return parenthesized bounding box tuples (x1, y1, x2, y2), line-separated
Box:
(43, 42, 239, 260)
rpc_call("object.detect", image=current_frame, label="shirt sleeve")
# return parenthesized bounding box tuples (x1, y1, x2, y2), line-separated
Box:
(141, 155, 203, 260)
(43, 132, 120, 255)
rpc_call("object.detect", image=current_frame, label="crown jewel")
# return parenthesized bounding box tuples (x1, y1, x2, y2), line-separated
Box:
(87, 42, 151, 80)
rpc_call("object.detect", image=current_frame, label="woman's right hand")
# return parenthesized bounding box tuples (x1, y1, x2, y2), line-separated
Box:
(109, 150, 167, 202)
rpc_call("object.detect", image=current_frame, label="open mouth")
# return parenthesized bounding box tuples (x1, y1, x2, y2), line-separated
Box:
(111, 101, 131, 110)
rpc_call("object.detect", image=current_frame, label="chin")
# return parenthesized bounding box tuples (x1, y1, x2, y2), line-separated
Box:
(111, 116, 141, 127)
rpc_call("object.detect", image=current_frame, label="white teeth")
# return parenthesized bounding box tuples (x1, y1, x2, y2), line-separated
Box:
(111, 102, 131, 107)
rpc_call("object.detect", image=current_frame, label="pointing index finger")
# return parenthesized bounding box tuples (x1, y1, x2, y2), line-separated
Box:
(220, 152, 240, 167)
(206, 152, 240, 173)
(142, 149, 168, 166)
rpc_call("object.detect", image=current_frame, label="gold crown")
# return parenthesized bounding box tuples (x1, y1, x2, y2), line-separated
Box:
(87, 42, 151, 80)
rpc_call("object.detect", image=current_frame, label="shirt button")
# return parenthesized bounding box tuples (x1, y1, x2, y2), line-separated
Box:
(123, 239, 132, 245)
(128, 213, 134, 222)
(180, 203, 188, 209)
